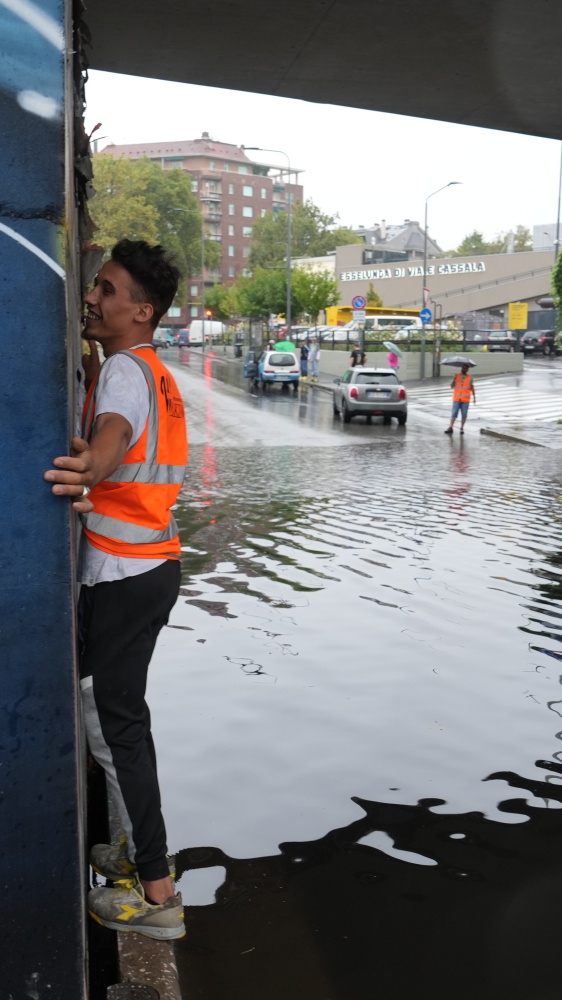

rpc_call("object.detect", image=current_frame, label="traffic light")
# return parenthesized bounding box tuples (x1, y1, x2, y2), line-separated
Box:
(205, 309, 213, 319)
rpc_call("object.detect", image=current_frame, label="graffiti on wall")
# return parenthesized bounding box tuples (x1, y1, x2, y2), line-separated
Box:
(0, 0, 66, 279)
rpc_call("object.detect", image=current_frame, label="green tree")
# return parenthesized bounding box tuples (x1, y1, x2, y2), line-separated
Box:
(90, 155, 161, 246)
(236, 268, 291, 320)
(450, 230, 490, 256)
(90, 155, 221, 302)
(513, 225, 532, 252)
(292, 269, 339, 325)
(551, 252, 562, 330)
(248, 198, 362, 270)
(204, 282, 240, 321)
(450, 225, 533, 256)
(366, 281, 383, 307)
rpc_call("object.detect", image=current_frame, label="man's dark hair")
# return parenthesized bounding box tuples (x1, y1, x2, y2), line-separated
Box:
(111, 239, 180, 330)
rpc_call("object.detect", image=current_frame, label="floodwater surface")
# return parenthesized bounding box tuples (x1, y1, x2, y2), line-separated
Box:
(148, 365, 562, 1000)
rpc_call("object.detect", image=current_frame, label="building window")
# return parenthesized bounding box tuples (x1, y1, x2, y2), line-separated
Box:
(190, 284, 198, 296)
(261, 209, 267, 218)
(243, 268, 252, 277)
(191, 180, 198, 192)
(261, 187, 267, 198)
(228, 245, 235, 257)
(227, 225, 234, 236)
(243, 246, 250, 257)
(168, 306, 181, 317)
(190, 305, 198, 317)
(228, 183, 234, 194)
(242, 206, 253, 218)
(228, 265, 235, 277)
(239, 165, 248, 174)
(229, 204, 235, 215)
(243, 226, 252, 236)
(243, 185, 253, 197)
(209, 160, 215, 169)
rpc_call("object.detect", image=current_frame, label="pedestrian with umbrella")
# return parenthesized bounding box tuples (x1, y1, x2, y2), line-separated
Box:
(384, 341, 402, 372)
(441, 357, 476, 435)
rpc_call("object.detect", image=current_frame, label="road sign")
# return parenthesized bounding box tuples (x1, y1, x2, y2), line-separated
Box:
(353, 310, 366, 321)
(352, 295, 366, 310)
(420, 307, 432, 323)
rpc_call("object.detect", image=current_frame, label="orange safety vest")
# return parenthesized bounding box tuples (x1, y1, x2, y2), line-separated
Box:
(81, 347, 188, 559)
(452, 373, 472, 402)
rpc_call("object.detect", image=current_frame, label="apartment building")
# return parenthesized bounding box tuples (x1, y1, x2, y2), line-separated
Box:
(101, 133, 303, 323)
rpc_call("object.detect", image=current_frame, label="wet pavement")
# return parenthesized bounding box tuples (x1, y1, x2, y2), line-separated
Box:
(148, 352, 562, 999)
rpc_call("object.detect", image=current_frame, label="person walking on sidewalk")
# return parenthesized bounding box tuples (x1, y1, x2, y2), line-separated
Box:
(445, 363, 476, 435)
(387, 349, 400, 373)
(309, 337, 321, 381)
(300, 340, 310, 381)
(350, 342, 366, 368)
(44, 239, 188, 940)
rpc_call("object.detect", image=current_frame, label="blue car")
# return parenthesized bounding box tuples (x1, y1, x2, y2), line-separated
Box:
(244, 349, 300, 391)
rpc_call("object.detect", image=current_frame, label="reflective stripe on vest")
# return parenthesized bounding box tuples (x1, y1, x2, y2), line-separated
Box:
(84, 511, 179, 544)
(81, 348, 187, 558)
(453, 373, 472, 402)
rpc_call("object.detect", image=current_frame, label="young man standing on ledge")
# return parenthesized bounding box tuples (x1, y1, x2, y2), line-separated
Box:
(44, 239, 188, 940)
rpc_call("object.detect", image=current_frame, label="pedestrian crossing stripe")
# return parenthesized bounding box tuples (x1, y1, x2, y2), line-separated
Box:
(406, 383, 562, 422)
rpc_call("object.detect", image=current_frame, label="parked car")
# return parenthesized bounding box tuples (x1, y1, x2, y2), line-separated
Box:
(153, 327, 174, 349)
(520, 330, 558, 356)
(486, 331, 518, 352)
(332, 367, 407, 424)
(177, 327, 190, 346)
(243, 349, 300, 390)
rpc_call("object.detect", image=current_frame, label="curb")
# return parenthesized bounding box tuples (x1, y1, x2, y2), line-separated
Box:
(106, 794, 183, 1000)
(117, 935, 182, 1000)
(480, 427, 545, 447)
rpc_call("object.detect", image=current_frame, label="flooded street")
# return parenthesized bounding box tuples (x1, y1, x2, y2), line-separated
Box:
(150, 357, 562, 999)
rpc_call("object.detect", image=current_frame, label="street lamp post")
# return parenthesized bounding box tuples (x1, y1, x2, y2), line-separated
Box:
(421, 182, 461, 378)
(173, 207, 206, 353)
(242, 146, 292, 337)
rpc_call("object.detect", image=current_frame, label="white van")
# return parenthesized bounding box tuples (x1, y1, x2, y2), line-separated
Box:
(187, 319, 225, 345)
(355, 315, 422, 334)
(323, 315, 422, 342)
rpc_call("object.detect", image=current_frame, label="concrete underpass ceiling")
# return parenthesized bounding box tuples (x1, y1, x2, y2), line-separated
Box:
(85, 0, 562, 140)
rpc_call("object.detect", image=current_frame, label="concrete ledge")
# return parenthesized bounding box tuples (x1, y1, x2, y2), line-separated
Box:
(118, 934, 182, 1000)
(317, 349, 523, 381)
(480, 427, 545, 447)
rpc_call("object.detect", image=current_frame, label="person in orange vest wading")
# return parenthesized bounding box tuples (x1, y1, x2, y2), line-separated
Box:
(44, 240, 188, 940)
(445, 363, 476, 435)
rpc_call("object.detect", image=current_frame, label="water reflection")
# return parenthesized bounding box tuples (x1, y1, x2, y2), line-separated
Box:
(151, 402, 562, 999)
(175, 766, 562, 1000)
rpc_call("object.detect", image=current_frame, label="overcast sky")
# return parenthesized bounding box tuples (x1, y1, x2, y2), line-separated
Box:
(85, 70, 561, 253)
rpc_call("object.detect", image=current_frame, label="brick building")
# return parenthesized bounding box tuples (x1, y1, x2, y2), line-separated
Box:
(101, 133, 303, 324)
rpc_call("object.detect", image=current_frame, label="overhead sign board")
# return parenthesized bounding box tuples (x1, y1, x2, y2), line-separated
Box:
(508, 301, 528, 329)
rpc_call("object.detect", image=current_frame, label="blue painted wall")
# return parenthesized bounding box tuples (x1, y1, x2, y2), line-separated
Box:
(0, 1, 86, 995)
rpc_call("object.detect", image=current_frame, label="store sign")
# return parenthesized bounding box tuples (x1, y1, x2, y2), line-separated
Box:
(340, 261, 487, 282)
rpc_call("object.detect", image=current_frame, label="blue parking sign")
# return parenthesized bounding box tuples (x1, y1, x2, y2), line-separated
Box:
(352, 295, 366, 310)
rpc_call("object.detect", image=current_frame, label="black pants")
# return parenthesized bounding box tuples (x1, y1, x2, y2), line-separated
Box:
(79, 560, 181, 882)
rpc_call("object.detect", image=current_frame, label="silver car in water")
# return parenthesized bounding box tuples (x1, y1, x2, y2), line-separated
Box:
(332, 367, 408, 425)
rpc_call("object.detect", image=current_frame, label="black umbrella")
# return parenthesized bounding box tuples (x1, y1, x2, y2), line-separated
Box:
(440, 355, 476, 367)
